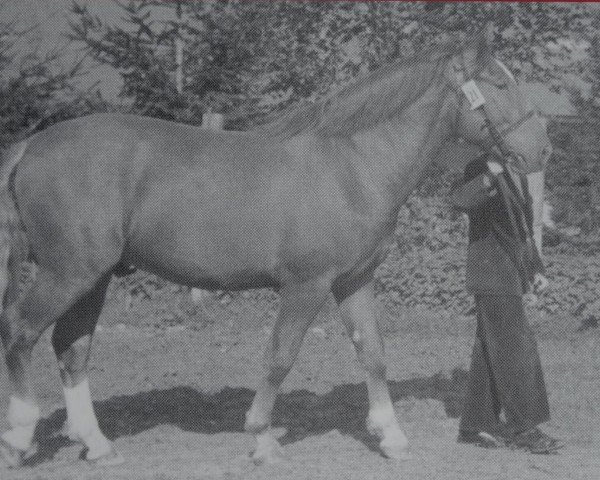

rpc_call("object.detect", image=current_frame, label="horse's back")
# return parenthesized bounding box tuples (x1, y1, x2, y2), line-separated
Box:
(11, 113, 378, 290)
(14, 114, 297, 285)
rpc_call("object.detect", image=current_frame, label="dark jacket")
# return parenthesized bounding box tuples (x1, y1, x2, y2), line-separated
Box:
(451, 156, 544, 295)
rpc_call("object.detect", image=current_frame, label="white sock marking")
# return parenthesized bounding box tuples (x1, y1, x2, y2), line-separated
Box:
(2, 396, 40, 450)
(64, 378, 111, 458)
(368, 405, 397, 431)
(367, 405, 408, 448)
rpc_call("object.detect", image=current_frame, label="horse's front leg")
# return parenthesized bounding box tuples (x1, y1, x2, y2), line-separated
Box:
(335, 280, 409, 460)
(244, 278, 330, 465)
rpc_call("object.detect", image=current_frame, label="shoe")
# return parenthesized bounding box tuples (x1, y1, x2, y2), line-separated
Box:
(457, 430, 508, 449)
(510, 428, 564, 454)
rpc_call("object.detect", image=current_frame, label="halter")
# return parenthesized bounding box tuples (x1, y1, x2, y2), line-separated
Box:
(452, 56, 537, 172)
(453, 56, 541, 290)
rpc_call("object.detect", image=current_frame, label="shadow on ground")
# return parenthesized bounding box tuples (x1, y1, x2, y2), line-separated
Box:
(28, 369, 467, 466)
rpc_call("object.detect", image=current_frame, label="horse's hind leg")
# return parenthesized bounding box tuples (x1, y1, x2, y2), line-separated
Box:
(51, 272, 122, 465)
(245, 278, 330, 464)
(335, 281, 409, 460)
(0, 238, 39, 467)
(0, 269, 101, 466)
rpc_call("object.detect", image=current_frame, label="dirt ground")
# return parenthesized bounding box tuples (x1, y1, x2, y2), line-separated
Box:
(0, 285, 598, 480)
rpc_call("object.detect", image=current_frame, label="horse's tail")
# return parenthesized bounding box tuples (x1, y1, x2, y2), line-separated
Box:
(0, 141, 28, 313)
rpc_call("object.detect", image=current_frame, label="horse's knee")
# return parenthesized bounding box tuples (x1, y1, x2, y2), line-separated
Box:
(363, 357, 386, 380)
(351, 331, 386, 379)
(55, 335, 91, 385)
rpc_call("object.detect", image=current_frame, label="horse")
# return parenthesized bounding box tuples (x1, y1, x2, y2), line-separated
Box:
(0, 30, 551, 468)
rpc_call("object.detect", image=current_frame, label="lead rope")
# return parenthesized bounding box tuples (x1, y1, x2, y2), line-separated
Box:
(481, 108, 537, 245)
(494, 174, 532, 289)
(463, 72, 538, 290)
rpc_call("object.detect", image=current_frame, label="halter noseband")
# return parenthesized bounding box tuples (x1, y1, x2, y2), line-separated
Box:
(497, 110, 535, 137)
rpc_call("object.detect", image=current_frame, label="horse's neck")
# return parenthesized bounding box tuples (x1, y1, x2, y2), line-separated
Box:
(348, 85, 455, 209)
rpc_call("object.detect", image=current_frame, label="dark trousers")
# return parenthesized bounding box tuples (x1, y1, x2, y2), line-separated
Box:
(459, 294, 550, 434)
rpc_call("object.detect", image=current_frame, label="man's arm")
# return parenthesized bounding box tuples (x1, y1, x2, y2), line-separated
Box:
(450, 159, 499, 211)
(526, 170, 545, 255)
(526, 169, 548, 292)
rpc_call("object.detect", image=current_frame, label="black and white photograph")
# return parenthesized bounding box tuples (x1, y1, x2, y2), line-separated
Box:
(0, 1, 598, 479)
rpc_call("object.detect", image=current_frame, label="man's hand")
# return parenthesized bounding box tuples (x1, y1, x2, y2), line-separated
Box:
(533, 273, 549, 293)
(486, 161, 504, 176)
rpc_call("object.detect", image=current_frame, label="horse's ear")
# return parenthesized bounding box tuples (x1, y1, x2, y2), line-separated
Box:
(482, 22, 494, 48)
(473, 22, 495, 65)
(445, 23, 494, 86)
(462, 22, 495, 75)
(444, 32, 467, 86)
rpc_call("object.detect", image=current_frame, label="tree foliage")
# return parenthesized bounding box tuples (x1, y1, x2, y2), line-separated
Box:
(571, 10, 600, 118)
(69, 1, 595, 128)
(69, 0, 262, 124)
(0, 7, 107, 147)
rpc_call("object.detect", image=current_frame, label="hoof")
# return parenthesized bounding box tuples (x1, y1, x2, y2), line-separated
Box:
(81, 446, 125, 467)
(251, 449, 286, 466)
(251, 434, 286, 466)
(0, 437, 32, 468)
(379, 431, 410, 460)
(380, 441, 412, 461)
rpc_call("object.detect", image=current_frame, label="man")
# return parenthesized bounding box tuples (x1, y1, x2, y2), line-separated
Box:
(451, 155, 563, 454)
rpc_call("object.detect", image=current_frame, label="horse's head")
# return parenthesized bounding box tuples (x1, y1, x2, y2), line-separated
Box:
(447, 27, 552, 174)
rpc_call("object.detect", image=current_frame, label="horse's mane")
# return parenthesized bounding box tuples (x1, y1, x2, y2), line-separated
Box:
(259, 38, 491, 139)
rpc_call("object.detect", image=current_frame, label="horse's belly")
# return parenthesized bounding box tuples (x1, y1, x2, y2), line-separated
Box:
(127, 242, 279, 290)
(124, 198, 283, 290)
